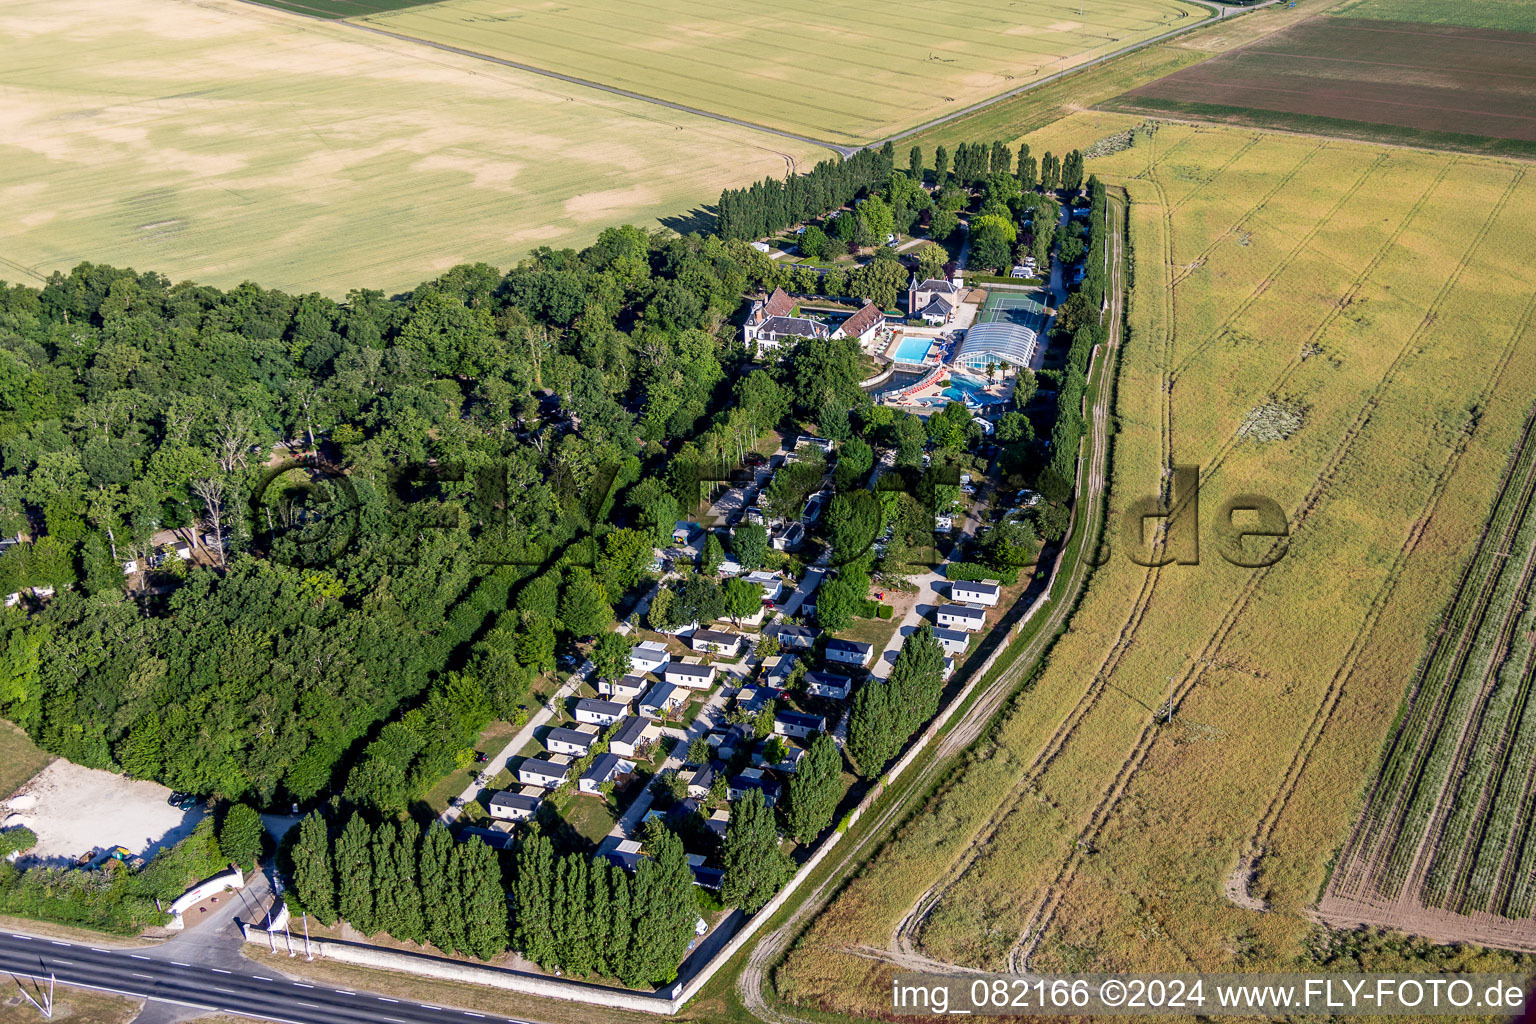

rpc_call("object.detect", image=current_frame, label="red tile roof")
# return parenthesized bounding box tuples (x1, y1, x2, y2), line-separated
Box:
(837, 302, 883, 339)
(761, 287, 795, 320)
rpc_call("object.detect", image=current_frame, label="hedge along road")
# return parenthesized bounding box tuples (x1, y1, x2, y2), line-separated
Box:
(736, 191, 1129, 1023)
(246, 1, 1273, 160)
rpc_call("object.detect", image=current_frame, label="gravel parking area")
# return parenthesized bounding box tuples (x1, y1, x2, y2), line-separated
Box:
(3, 761, 206, 867)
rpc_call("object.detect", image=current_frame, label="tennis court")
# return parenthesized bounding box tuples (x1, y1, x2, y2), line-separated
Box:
(978, 292, 1047, 330)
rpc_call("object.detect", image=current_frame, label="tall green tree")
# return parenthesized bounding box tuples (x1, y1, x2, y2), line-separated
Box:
(456, 836, 510, 960)
(908, 145, 923, 183)
(392, 817, 426, 944)
(559, 566, 611, 637)
(933, 145, 949, 183)
(702, 532, 725, 575)
(419, 822, 464, 954)
(592, 630, 635, 683)
(732, 524, 768, 570)
(513, 832, 556, 967)
(218, 803, 264, 870)
(335, 812, 375, 934)
(847, 677, 899, 776)
(626, 827, 698, 987)
(787, 732, 842, 843)
(722, 578, 763, 626)
(721, 790, 790, 912)
(291, 811, 336, 924)
(370, 820, 405, 937)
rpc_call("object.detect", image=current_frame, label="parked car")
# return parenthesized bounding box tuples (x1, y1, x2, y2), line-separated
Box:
(474, 751, 489, 763)
(167, 791, 186, 806)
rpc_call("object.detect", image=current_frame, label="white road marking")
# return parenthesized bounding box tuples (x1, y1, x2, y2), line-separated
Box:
(52, 959, 74, 965)
(298, 1001, 320, 1008)
(378, 996, 399, 1002)
(211, 968, 231, 974)
(50, 940, 71, 946)
(132, 973, 155, 980)
(130, 954, 151, 960)
(336, 989, 356, 995)
(10, 935, 31, 940)
(172, 961, 190, 967)
(293, 982, 314, 988)
(254, 975, 274, 981)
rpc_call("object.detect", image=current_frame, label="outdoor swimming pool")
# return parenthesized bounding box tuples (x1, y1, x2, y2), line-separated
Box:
(942, 373, 1006, 405)
(893, 336, 932, 364)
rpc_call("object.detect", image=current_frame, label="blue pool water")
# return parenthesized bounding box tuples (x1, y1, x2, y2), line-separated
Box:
(893, 337, 932, 363)
(942, 374, 1006, 405)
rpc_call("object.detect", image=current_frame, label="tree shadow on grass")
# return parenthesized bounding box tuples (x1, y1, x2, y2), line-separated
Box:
(660, 206, 717, 237)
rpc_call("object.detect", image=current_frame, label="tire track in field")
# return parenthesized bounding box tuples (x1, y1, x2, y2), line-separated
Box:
(1009, 166, 1524, 972)
(1167, 132, 1265, 213)
(1168, 139, 1330, 288)
(1172, 153, 1452, 381)
(891, 193, 1139, 963)
(911, 147, 1415, 960)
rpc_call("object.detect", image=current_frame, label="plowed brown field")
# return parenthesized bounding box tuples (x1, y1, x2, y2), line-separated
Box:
(1112, 17, 1536, 155)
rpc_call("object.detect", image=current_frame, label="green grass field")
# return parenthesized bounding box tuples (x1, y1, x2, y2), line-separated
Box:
(774, 118, 1536, 1014)
(0, 0, 820, 297)
(1332, 0, 1536, 32)
(0, 722, 52, 801)
(361, 0, 1213, 143)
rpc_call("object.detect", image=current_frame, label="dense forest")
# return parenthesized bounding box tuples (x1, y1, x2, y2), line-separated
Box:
(0, 139, 1102, 816)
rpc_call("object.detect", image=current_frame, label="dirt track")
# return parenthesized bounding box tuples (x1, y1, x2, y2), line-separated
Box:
(738, 193, 1129, 1020)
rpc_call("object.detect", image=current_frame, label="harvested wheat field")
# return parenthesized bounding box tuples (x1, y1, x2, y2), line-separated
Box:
(773, 118, 1536, 1017)
(360, 0, 1213, 143)
(0, 0, 819, 296)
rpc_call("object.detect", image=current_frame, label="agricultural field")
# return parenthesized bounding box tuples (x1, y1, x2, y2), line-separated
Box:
(1109, 15, 1536, 157)
(1332, 0, 1536, 32)
(358, 0, 1213, 143)
(0, 0, 820, 297)
(773, 117, 1536, 1017)
(1321, 412, 1536, 948)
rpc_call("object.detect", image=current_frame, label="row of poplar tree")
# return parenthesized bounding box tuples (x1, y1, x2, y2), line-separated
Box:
(511, 828, 701, 987)
(286, 809, 715, 986)
(289, 812, 509, 960)
(846, 625, 947, 777)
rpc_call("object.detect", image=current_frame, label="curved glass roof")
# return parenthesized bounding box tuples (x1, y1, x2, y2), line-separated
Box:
(953, 321, 1037, 370)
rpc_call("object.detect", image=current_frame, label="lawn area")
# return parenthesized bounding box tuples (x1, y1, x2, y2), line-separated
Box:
(0, 721, 52, 801)
(0, 0, 821, 297)
(362, 0, 1212, 144)
(417, 718, 525, 814)
(549, 789, 621, 850)
(838, 613, 900, 654)
(774, 117, 1536, 1014)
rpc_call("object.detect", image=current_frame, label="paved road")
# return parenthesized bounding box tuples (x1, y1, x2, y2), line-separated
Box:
(0, 930, 540, 1024)
(438, 667, 586, 826)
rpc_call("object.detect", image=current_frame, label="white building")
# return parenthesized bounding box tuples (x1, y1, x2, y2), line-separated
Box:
(488, 791, 541, 822)
(665, 661, 717, 690)
(825, 638, 875, 667)
(546, 725, 599, 757)
(804, 670, 854, 700)
(518, 756, 570, 790)
(935, 603, 987, 632)
(930, 626, 971, 656)
(574, 698, 628, 726)
(951, 580, 1000, 607)
(630, 640, 671, 675)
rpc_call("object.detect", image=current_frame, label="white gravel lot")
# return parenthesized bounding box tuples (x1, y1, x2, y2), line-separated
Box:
(4, 760, 206, 867)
